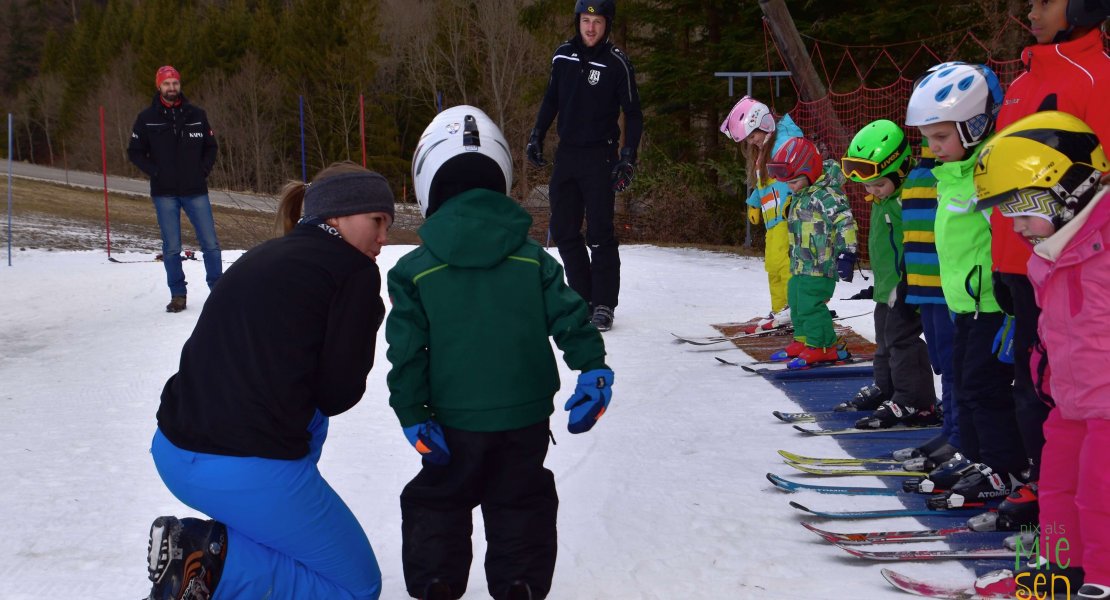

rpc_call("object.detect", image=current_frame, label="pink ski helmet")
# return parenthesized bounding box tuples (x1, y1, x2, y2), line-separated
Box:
(720, 96, 776, 143)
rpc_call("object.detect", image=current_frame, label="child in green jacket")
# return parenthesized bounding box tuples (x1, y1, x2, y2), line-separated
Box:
(905, 62, 1026, 510)
(840, 119, 939, 430)
(386, 105, 611, 600)
(766, 136, 858, 369)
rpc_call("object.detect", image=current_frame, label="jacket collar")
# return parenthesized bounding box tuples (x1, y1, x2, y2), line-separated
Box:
(1021, 28, 1105, 79)
(1034, 187, 1109, 262)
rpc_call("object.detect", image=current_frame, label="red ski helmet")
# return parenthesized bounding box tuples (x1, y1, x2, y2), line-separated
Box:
(767, 137, 823, 185)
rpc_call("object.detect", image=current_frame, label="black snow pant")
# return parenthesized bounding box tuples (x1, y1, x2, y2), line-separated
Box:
(400, 420, 558, 600)
(873, 302, 936, 411)
(549, 142, 620, 309)
(1002, 272, 1049, 481)
(951, 312, 1026, 478)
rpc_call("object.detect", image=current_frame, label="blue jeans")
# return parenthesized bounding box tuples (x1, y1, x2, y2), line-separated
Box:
(151, 412, 382, 600)
(152, 194, 222, 296)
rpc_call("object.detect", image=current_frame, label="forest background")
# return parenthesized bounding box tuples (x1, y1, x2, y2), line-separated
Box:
(0, 0, 1029, 249)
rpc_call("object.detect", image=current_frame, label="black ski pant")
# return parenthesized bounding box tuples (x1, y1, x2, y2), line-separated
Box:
(1002, 272, 1049, 480)
(873, 302, 936, 411)
(951, 312, 1026, 478)
(400, 420, 558, 600)
(549, 142, 620, 309)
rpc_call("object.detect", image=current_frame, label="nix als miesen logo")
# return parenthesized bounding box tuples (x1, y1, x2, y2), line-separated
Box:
(1013, 523, 1073, 599)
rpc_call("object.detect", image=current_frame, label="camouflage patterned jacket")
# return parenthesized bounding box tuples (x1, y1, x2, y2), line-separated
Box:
(786, 160, 858, 278)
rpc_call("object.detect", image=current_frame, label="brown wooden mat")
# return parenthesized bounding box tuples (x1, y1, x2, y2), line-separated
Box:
(712, 320, 877, 362)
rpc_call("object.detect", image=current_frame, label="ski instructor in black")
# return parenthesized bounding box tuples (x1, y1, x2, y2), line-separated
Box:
(526, 0, 642, 332)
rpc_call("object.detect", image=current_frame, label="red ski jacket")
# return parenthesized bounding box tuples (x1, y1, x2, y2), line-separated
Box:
(992, 29, 1110, 275)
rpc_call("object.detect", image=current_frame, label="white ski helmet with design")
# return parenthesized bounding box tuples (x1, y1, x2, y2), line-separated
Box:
(906, 62, 1004, 148)
(412, 105, 513, 217)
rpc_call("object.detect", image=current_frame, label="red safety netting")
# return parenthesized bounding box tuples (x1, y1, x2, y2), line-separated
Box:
(757, 15, 1108, 260)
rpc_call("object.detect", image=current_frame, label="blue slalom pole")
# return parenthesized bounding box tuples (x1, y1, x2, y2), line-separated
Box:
(299, 95, 307, 183)
(7, 113, 12, 266)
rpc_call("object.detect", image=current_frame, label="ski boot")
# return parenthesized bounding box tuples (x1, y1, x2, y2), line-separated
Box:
(769, 340, 806, 362)
(891, 433, 950, 461)
(742, 307, 791, 334)
(968, 482, 1038, 532)
(1080, 584, 1110, 598)
(927, 463, 1012, 509)
(833, 383, 888, 412)
(147, 516, 227, 600)
(901, 442, 959, 473)
(591, 305, 614, 332)
(903, 452, 973, 493)
(786, 344, 850, 370)
(854, 400, 941, 430)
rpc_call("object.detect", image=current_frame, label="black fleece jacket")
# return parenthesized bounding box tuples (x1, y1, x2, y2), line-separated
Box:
(127, 92, 218, 197)
(157, 224, 385, 459)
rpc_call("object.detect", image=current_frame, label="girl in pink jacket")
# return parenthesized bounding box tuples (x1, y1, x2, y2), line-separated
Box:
(974, 110, 1110, 599)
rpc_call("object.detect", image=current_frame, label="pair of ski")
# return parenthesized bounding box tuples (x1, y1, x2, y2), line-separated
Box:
(715, 353, 874, 372)
(777, 449, 924, 477)
(804, 521, 1013, 562)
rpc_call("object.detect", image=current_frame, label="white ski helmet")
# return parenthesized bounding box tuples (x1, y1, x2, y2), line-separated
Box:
(412, 105, 513, 217)
(906, 62, 1004, 148)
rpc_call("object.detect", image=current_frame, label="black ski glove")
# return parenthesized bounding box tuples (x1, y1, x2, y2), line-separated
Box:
(611, 148, 636, 192)
(836, 251, 857, 282)
(526, 129, 547, 168)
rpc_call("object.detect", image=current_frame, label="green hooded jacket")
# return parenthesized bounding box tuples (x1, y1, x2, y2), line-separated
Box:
(931, 140, 1000, 315)
(386, 188, 607, 432)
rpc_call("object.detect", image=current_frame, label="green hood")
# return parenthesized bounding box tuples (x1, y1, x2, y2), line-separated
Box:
(419, 188, 532, 269)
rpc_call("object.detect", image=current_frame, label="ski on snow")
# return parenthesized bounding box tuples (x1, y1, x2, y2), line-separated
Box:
(772, 410, 868, 423)
(881, 569, 1016, 599)
(836, 544, 1013, 561)
(766, 473, 903, 496)
(800, 521, 973, 545)
(671, 311, 873, 345)
(776, 449, 903, 466)
(783, 461, 927, 477)
(788, 500, 979, 520)
(792, 423, 941, 436)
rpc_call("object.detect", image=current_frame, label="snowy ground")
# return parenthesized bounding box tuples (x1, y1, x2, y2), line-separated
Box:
(0, 245, 978, 599)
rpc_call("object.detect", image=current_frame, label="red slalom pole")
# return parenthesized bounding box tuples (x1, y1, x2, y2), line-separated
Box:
(359, 94, 367, 167)
(100, 106, 112, 259)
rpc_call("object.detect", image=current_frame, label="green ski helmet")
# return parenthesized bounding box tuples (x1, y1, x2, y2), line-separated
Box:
(841, 119, 912, 188)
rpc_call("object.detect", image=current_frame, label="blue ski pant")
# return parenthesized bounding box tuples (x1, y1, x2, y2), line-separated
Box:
(151, 411, 381, 600)
(919, 303, 958, 448)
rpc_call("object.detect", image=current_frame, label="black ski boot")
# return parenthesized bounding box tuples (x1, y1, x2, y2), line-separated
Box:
(854, 400, 941, 430)
(927, 463, 1013, 509)
(901, 442, 959, 472)
(833, 383, 887, 412)
(892, 433, 952, 461)
(904, 452, 973, 493)
(146, 516, 227, 600)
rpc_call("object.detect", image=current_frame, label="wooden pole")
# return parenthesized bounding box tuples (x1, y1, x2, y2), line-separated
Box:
(758, 0, 847, 147)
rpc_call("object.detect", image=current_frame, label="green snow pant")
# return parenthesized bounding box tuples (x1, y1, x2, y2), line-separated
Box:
(787, 274, 837, 348)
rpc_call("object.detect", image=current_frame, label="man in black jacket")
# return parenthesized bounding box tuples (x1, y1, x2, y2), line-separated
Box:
(127, 65, 221, 313)
(526, 0, 643, 332)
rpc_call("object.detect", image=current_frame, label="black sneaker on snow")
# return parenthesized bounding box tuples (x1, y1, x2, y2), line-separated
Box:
(591, 305, 614, 332)
(147, 516, 227, 600)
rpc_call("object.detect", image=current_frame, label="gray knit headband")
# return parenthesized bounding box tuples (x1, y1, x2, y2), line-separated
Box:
(304, 171, 395, 221)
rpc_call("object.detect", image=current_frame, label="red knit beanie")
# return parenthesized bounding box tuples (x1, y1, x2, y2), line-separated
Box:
(155, 66, 181, 88)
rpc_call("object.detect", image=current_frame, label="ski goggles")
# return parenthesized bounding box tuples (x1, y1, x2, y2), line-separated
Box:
(840, 139, 909, 181)
(765, 162, 795, 181)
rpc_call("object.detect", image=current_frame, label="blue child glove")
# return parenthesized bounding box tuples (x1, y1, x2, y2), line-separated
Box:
(993, 314, 1015, 364)
(402, 420, 450, 466)
(836, 251, 857, 282)
(564, 368, 614, 434)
